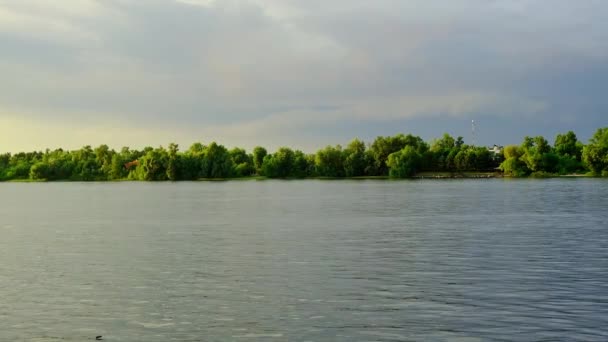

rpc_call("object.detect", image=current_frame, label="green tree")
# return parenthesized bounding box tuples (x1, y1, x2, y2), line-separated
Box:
(387, 146, 422, 178)
(520, 136, 552, 172)
(554, 131, 582, 160)
(188, 142, 205, 155)
(582, 127, 608, 175)
(454, 150, 468, 171)
(551, 132, 584, 174)
(500, 157, 528, 177)
(180, 143, 206, 180)
(136, 148, 168, 181)
(0, 153, 10, 180)
(521, 136, 534, 150)
(42, 149, 75, 180)
(369, 134, 427, 176)
(71, 146, 101, 180)
(201, 142, 234, 178)
(445, 148, 460, 171)
(4, 152, 40, 180)
(293, 150, 313, 178)
(178, 155, 199, 180)
(109, 154, 127, 180)
(261, 147, 295, 178)
(472, 147, 492, 171)
(0, 153, 9, 169)
(500, 145, 529, 176)
(428, 135, 458, 172)
(94, 144, 113, 178)
(230, 147, 254, 177)
(252, 146, 267, 175)
(541, 152, 560, 173)
(431, 133, 456, 152)
(29, 162, 51, 180)
(343, 139, 367, 177)
(534, 136, 551, 154)
(315, 145, 344, 177)
(455, 136, 465, 148)
(2, 129, 606, 181)
(503, 145, 521, 159)
(166, 143, 179, 181)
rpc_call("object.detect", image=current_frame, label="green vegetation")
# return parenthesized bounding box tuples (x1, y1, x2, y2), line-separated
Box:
(1, 128, 607, 181)
(499, 130, 603, 177)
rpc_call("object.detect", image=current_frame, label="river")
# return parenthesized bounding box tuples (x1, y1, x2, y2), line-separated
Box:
(1, 179, 607, 341)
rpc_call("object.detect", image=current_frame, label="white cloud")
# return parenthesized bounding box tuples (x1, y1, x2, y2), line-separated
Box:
(0, 7, 92, 44)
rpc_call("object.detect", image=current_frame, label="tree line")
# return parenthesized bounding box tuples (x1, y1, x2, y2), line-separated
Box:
(1, 127, 607, 181)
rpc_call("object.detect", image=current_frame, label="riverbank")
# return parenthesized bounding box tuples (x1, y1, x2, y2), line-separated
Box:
(3, 173, 601, 182)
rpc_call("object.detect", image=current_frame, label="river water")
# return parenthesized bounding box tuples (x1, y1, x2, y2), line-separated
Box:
(1, 179, 607, 341)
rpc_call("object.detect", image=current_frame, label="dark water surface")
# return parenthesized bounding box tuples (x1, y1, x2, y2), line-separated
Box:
(1, 179, 607, 341)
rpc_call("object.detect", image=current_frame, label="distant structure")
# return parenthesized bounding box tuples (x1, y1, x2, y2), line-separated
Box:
(471, 120, 476, 146)
(124, 160, 139, 170)
(488, 145, 503, 154)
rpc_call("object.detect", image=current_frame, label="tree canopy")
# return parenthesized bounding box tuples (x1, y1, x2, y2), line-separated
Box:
(1, 128, 607, 181)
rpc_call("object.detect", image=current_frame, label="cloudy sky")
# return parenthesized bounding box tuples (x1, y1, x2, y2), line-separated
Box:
(1, 0, 607, 153)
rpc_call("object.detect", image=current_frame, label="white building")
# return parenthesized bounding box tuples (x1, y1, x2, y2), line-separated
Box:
(488, 145, 502, 154)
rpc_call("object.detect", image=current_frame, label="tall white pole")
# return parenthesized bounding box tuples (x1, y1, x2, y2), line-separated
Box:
(471, 120, 476, 147)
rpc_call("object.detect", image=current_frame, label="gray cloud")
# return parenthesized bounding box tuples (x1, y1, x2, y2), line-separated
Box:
(0, 0, 607, 152)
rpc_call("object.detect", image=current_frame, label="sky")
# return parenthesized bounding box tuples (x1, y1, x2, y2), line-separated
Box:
(1, 0, 607, 153)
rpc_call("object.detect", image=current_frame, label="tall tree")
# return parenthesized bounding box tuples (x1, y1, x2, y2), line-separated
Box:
(387, 146, 422, 178)
(166, 143, 179, 181)
(431, 133, 456, 152)
(136, 148, 168, 181)
(230, 148, 254, 177)
(500, 145, 529, 176)
(369, 134, 427, 176)
(201, 142, 234, 178)
(252, 146, 267, 175)
(315, 145, 344, 177)
(554, 131, 582, 159)
(582, 127, 608, 175)
(343, 139, 367, 177)
(262, 147, 295, 178)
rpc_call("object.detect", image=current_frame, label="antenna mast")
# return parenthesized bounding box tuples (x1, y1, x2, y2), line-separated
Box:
(471, 120, 476, 147)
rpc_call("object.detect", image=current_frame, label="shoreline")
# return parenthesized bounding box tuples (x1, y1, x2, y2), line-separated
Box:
(2, 173, 598, 183)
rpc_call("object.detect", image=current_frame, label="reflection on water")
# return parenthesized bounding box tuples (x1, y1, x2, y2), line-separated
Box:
(1, 179, 607, 341)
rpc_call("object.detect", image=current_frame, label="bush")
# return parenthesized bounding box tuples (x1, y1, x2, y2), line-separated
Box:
(499, 157, 529, 177)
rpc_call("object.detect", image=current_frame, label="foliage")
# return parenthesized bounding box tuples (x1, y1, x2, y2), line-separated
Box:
(497, 131, 602, 176)
(554, 131, 582, 160)
(166, 143, 179, 181)
(229, 147, 254, 177)
(200, 142, 234, 179)
(368, 134, 428, 176)
(387, 146, 422, 178)
(582, 128, 608, 175)
(315, 145, 344, 177)
(500, 157, 529, 177)
(1, 128, 607, 181)
(252, 146, 267, 174)
(261, 147, 295, 178)
(136, 148, 168, 181)
(343, 139, 367, 177)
